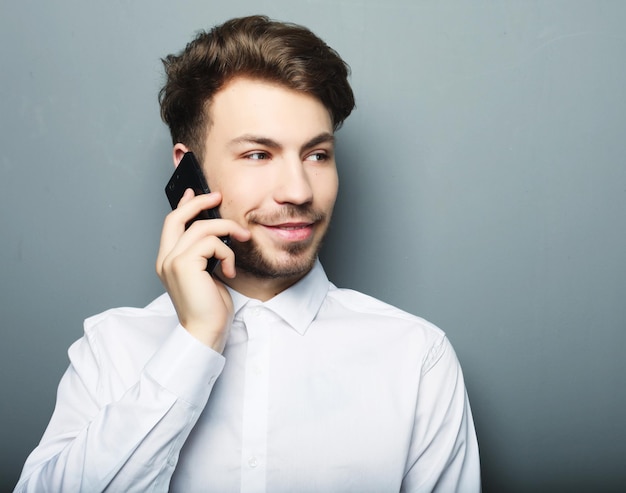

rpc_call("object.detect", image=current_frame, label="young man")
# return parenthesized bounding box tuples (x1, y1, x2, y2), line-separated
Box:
(16, 15, 480, 492)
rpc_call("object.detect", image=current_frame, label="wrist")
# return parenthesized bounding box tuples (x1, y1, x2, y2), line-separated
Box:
(182, 321, 229, 353)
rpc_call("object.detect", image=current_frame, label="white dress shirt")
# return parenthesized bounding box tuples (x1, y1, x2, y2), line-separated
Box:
(16, 261, 480, 492)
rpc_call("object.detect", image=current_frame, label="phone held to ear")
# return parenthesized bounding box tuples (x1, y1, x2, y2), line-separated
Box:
(165, 151, 231, 273)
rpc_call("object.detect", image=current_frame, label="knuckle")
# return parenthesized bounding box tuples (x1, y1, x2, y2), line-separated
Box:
(169, 255, 186, 274)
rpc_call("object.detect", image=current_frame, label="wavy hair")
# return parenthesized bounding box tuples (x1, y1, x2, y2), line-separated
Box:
(159, 15, 355, 162)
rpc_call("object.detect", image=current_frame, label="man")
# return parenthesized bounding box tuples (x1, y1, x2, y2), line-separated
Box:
(16, 15, 480, 492)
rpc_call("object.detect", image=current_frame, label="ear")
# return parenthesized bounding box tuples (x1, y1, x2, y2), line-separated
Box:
(172, 143, 190, 168)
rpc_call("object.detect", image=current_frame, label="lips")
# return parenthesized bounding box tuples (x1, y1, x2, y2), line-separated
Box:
(262, 221, 315, 242)
(268, 222, 312, 229)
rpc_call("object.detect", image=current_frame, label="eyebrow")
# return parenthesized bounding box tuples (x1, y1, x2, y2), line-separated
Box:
(228, 132, 335, 154)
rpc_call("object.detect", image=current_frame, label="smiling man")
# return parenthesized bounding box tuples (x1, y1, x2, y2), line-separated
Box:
(16, 15, 480, 493)
(167, 78, 339, 302)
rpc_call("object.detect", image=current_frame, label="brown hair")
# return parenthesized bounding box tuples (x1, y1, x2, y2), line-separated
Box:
(159, 15, 355, 162)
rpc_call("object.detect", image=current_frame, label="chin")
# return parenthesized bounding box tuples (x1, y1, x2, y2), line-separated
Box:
(232, 238, 320, 280)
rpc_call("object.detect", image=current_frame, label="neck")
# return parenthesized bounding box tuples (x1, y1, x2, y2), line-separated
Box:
(217, 268, 306, 302)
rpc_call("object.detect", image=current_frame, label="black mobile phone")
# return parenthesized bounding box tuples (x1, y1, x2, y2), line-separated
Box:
(165, 151, 231, 273)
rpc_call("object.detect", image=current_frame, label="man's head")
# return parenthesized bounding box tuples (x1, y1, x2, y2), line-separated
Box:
(159, 16, 354, 287)
(159, 15, 355, 164)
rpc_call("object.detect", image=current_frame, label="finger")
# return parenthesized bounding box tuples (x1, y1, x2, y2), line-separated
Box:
(171, 191, 223, 223)
(162, 218, 248, 262)
(177, 187, 196, 206)
(185, 218, 250, 243)
(158, 219, 250, 277)
(160, 193, 223, 253)
(158, 192, 224, 268)
(162, 235, 237, 282)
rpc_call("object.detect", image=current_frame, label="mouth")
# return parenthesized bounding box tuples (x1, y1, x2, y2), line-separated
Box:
(261, 221, 316, 242)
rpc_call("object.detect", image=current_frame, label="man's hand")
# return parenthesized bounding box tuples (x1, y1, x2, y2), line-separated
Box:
(156, 189, 250, 353)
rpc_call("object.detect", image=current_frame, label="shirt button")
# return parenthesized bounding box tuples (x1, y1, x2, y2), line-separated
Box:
(248, 456, 258, 468)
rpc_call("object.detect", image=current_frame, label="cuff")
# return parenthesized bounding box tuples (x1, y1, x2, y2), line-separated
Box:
(144, 324, 225, 408)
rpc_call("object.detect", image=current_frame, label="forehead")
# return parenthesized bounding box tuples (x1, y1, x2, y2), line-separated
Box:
(205, 77, 333, 143)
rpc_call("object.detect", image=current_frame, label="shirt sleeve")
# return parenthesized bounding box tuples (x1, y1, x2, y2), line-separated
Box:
(401, 336, 481, 493)
(14, 324, 225, 493)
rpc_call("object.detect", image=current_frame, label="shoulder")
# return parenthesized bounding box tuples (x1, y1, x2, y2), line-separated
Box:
(324, 285, 448, 354)
(320, 284, 457, 373)
(69, 293, 178, 378)
(83, 292, 176, 331)
(83, 292, 177, 339)
(326, 284, 442, 332)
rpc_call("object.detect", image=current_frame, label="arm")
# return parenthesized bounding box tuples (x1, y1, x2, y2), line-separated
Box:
(17, 190, 250, 492)
(156, 189, 250, 352)
(401, 336, 481, 493)
(15, 324, 224, 493)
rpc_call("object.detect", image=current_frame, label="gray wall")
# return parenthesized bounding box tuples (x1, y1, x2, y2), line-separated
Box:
(2, 1, 625, 491)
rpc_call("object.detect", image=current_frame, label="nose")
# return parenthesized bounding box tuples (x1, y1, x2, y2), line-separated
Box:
(273, 156, 314, 205)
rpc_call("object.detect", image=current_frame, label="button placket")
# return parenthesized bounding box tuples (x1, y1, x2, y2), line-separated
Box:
(240, 305, 271, 492)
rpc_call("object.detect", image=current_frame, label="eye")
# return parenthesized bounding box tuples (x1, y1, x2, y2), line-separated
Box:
(246, 151, 270, 161)
(305, 152, 329, 162)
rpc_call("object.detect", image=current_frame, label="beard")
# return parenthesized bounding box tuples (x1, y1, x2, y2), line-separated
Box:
(231, 204, 329, 279)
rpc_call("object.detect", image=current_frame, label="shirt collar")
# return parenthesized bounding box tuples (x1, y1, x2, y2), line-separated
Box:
(227, 259, 329, 335)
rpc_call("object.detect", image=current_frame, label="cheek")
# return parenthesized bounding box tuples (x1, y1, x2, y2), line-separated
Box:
(217, 175, 264, 219)
(316, 171, 339, 209)
(218, 193, 245, 222)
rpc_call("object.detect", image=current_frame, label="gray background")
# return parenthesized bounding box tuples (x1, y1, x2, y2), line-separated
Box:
(1, 1, 625, 491)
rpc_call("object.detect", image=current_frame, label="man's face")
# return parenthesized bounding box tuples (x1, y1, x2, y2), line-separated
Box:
(201, 77, 338, 280)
